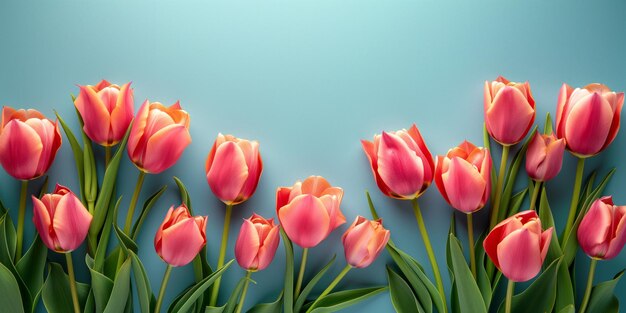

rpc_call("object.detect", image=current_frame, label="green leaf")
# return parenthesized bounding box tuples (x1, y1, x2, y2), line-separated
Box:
(223, 274, 248, 313)
(174, 177, 193, 212)
(103, 258, 132, 313)
(0, 262, 25, 313)
(473, 233, 492, 309)
(204, 306, 225, 313)
(130, 252, 154, 313)
(95, 197, 122, 273)
(366, 191, 380, 220)
(16, 236, 47, 301)
(388, 245, 437, 313)
(447, 234, 487, 313)
(506, 188, 528, 217)
(558, 305, 575, 313)
(308, 286, 387, 313)
(280, 228, 294, 313)
(131, 185, 167, 240)
(86, 254, 114, 313)
(55, 111, 85, 202)
(586, 270, 624, 313)
(113, 224, 138, 255)
(0, 213, 17, 266)
(543, 113, 553, 135)
(294, 255, 336, 312)
(387, 266, 424, 313)
(83, 138, 97, 204)
(168, 260, 234, 313)
(246, 292, 283, 313)
(42, 263, 90, 313)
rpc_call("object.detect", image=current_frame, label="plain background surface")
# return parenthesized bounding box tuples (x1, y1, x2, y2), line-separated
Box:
(1, 1, 626, 312)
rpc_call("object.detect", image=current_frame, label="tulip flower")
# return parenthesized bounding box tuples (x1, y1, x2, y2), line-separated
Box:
(361, 124, 434, 200)
(235, 214, 280, 271)
(342, 216, 390, 268)
(525, 132, 565, 182)
(206, 134, 263, 205)
(74, 80, 134, 147)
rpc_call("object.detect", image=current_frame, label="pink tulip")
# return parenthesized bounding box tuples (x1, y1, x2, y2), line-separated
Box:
(484, 76, 536, 145)
(577, 196, 626, 260)
(361, 124, 435, 200)
(235, 214, 280, 271)
(127, 100, 191, 174)
(32, 184, 92, 252)
(74, 80, 134, 146)
(556, 83, 624, 157)
(434, 141, 492, 213)
(154, 205, 207, 267)
(342, 216, 390, 268)
(206, 134, 263, 205)
(483, 210, 552, 282)
(525, 132, 565, 182)
(0, 107, 62, 180)
(276, 176, 346, 248)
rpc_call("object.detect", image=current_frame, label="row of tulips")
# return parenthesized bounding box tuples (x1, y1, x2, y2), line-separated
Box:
(0, 76, 624, 313)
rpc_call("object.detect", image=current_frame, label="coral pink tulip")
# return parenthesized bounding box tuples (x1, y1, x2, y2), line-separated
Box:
(525, 132, 565, 182)
(235, 214, 280, 271)
(127, 100, 191, 174)
(361, 124, 435, 200)
(206, 134, 263, 205)
(32, 184, 92, 252)
(483, 210, 552, 282)
(578, 196, 626, 260)
(434, 141, 492, 213)
(342, 216, 390, 268)
(154, 205, 207, 267)
(0, 107, 62, 180)
(484, 76, 536, 145)
(556, 83, 624, 157)
(74, 80, 134, 146)
(276, 176, 346, 248)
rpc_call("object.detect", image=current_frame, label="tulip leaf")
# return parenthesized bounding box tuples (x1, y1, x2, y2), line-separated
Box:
(307, 286, 387, 313)
(42, 263, 90, 313)
(483, 124, 497, 203)
(55, 111, 86, 203)
(204, 306, 225, 313)
(94, 196, 122, 273)
(506, 188, 528, 217)
(102, 258, 132, 313)
(387, 266, 425, 313)
(447, 233, 486, 313)
(16, 236, 47, 304)
(174, 176, 194, 212)
(0, 262, 25, 313)
(280, 228, 294, 313)
(130, 251, 155, 313)
(586, 270, 624, 313)
(168, 260, 234, 313)
(473, 233, 492, 309)
(558, 304, 575, 313)
(543, 113, 553, 135)
(131, 185, 167, 240)
(223, 274, 248, 313)
(82, 138, 97, 204)
(0, 213, 31, 309)
(294, 255, 336, 312)
(0, 200, 6, 215)
(246, 292, 283, 313)
(582, 171, 597, 201)
(86, 254, 114, 313)
(113, 224, 138, 255)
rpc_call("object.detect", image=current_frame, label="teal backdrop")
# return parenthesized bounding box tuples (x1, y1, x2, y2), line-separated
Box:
(1, 1, 625, 312)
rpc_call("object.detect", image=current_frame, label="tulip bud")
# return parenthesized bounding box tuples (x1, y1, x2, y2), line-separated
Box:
(577, 196, 626, 260)
(361, 124, 435, 200)
(484, 76, 536, 145)
(127, 100, 191, 174)
(342, 216, 390, 268)
(32, 184, 92, 252)
(154, 205, 207, 267)
(556, 83, 624, 157)
(525, 132, 565, 182)
(0, 107, 62, 180)
(206, 134, 263, 205)
(483, 210, 552, 282)
(74, 80, 134, 146)
(435, 140, 492, 213)
(276, 176, 346, 248)
(235, 214, 280, 271)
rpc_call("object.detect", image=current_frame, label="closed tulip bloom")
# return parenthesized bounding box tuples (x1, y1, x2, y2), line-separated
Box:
(578, 196, 626, 260)
(483, 210, 552, 282)
(32, 184, 92, 252)
(235, 214, 280, 271)
(361, 124, 435, 200)
(74, 80, 134, 146)
(342, 216, 390, 268)
(154, 205, 207, 267)
(556, 83, 624, 157)
(206, 134, 263, 205)
(0, 107, 62, 180)
(525, 132, 565, 182)
(276, 176, 346, 248)
(127, 100, 191, 174)
(435, 140, 492, 213)
(484, 76, 536, 145)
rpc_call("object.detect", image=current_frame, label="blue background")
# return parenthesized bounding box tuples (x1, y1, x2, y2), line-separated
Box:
(1, 1, 626, 312)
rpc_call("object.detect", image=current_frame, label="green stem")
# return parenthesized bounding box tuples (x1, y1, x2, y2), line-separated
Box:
(505, 279, 515, 313)
(294, 247, 309, 298)
(236, 271, 253, 313)
(412, 198, 447, 313)
(579, 258, 597, 313)
(562, 157, 585, 244)
(65, 253, 81, 313)
(105, 146, 112, 167)
(15, 180, 28, 263)
(489, 145, 510, 229)
(467, 213, 476, 279)
(529, 181, 542, 211)
(154, 265, 173, 313)
(123, 171, 146, 233)
(306, 265, 352, 313)
(209, 203, 234, 306)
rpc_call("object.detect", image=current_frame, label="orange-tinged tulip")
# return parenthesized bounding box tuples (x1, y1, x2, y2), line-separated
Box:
(342, 216, 390, 268)
(32, 184, 92, 252)
(74, 80, 134, 146)
(0, 106, 62, 180)
(154, 205, 207, 267)
(578, 196, 626, 260)
(235, 214, 280, 271)
(525, 132, 565, 182)
(484, 76, 536, 145)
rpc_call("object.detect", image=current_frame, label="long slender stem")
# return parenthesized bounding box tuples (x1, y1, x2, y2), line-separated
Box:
(505, 279, 515, 313)
(467, 213, 476, 279)
(123, 171, 146, 233)
(209, 203, 234, 306)
(529, 181, 542, 211)
(236, 271, 253, 313)
(412, 199, 447, 313)
(65, 253, 81, 313)
(579, 258, 597, 313)
(154, 265, 173, 313)
(562, 157, 585, 244)
(294, 247, 309, 298)
(489, 145, 510, 229)
(105, 146, 112, 167)
(15, 180, 28, 263)
(306, 265, 352, 313)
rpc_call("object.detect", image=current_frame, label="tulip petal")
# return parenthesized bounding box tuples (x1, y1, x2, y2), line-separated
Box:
(206, 141, 249, 204)
(483, 217, 524, 269)
(376, 132, 425, 198)
(235, 219, 261, 269)
(24, 118, 59, 176)
(161, 218, 204, 266)
(565, 93, 613, 156)
(556, 84, 574, 138)
(128, 100, 150, 161)
(343, 220, 375, 268)
(0, 120, 43, 180)
(278, 194, 330, 248)
(32, 196, 57, 251)
(257, 225, 280, 270)
(442, 157, 486, 213)
(486, 86, 535, 145)
(603, 92, 624, 151)
(361, 139, 394, 197)
(109, 82, 134, 144)
(276, 187, 292, 214)
(497, 228, 542, 282)
(605, 206, 626, 259)
(237, 140, 263, 202)
(52, 193, 92, 252)
(143, 124, 191, 173)
(319, 194, 346, 233)
(301, 176, 332, 197)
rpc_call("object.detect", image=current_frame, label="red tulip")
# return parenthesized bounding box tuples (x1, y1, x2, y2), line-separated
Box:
(235, 214, 280, 271)
(577, 196, 626, 260)
(32, 184, 92, 252)
(525, 132, 565, 182)
(154, 205, 207, 267)
(74, 80, 134, 146)
(435, 141, 492, 213)
(0, 107, 62, 180)
(361, 124, 435, 200)
(342, 216, 390, 268)
(127, 100, 191, 174)
(484, 76, 536, 145)
(206, 134, 263, 205)
(556, 83, 624, 157)
(483, 210, 552, 282)
(276, 176, 346, 248)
